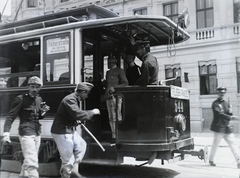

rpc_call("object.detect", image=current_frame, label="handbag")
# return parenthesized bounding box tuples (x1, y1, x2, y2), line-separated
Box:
(225, 125, 234, 134)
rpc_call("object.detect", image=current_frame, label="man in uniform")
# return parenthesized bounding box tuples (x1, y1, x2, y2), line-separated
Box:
(51, 82, 100, 178)
(2, 76, 50, 178)
(125, 49, 141, 85)
(209, 86, 240, 168)
(104, 55, 128, 143)
(134, 40, 159, 86)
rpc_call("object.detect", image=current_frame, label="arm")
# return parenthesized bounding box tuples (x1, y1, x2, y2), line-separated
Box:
(4, 96, 22, 132)
(118, 69, 128, 87)
(212, 101, 232, 121)
(65, 98, 96, 121)
(134, 62, 149, 86)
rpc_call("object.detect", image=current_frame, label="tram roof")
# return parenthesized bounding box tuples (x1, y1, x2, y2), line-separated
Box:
(0, 4, 118, 30)
(0, 7, 190, 46)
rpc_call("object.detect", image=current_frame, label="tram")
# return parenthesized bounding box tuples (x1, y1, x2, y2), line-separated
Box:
(0, 4, 206, 176)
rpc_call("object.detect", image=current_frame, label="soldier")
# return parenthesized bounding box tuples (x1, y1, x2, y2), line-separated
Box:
(134, 39, 159, 86)
(51, 82, 100, 178)
(209, 86, 240, 168)
(2, 76, 50, 178)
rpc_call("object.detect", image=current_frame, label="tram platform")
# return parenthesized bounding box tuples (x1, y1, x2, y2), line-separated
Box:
(1, 132, 240, 178)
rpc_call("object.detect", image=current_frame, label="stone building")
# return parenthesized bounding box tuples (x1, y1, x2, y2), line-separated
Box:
(8, 0, 240, 132)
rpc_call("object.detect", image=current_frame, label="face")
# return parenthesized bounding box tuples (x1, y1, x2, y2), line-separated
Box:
(28, 84, 41, 97)
(108, 57, 117, 69)
(77, 90, 90, 101)
(136, 46, 146, 60)
(217, 92, 225, 100)
(126, 55, 135, 64)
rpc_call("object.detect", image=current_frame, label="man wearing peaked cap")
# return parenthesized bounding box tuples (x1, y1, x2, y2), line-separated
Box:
(51, 82, 100, 178)
(209, 86, 240, 168)
(2, 75, 50, 178)
(134, 38, 159, 86)
(216, 86, 227, 93)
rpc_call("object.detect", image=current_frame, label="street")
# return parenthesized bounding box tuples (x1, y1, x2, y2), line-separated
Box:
(1, 146, 240, 178)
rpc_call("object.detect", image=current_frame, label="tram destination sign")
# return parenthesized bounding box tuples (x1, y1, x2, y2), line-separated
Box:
(170, 85, 189, 100)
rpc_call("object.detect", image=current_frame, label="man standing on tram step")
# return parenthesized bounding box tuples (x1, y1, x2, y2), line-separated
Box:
(125, 48, 141, 85)
(51, 82, 100, 178)
(134, 39, 159, 86)
(104, 55, 128, 143)
(209, 86, 240, 168)
(2, 76, 50, 178)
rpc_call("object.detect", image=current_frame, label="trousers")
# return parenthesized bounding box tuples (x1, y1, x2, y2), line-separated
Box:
(209, 132, 240, 163)
(52, 131, 87, 178)
(106, 96, 122, 138)
(19, 135, 41, 178)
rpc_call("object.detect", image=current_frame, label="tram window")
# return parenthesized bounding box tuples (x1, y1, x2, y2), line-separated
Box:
(0, 39, 40, 88)
(43, 33, 70, 84)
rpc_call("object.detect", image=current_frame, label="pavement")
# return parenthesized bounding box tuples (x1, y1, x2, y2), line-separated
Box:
(1, 132, 240, 178)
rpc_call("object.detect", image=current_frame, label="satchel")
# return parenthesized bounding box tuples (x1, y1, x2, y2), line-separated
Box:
(226, 125, 234, 134)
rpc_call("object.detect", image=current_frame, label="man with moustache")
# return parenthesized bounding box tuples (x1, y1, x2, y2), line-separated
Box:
(2, 76, 50, 178)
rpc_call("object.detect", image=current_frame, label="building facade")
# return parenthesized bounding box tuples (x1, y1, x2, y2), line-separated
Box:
(7, 0, 240, 133)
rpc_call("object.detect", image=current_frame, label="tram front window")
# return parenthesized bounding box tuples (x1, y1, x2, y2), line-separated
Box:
(0, 39, 40, 88)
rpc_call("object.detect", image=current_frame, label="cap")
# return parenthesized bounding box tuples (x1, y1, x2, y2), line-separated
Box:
(217, 87, 227, 93)
(28, 76, 42, 86)
(76, 82, 94, 92)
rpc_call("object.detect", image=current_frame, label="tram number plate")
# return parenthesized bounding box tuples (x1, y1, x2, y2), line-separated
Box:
(170, 85, 189, 100)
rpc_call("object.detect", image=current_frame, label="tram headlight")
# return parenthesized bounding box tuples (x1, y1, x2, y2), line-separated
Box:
(174, 114, 186, 131)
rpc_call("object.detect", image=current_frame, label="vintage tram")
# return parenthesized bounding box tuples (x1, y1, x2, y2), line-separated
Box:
(0, 4, 206, 176)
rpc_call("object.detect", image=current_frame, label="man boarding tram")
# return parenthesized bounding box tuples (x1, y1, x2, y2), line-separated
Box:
(51, 82, 100, 178)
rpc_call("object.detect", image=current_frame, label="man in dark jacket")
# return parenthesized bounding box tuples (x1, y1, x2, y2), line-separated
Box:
(134, 40, 159, 86)
(209, 86, 240, 168)
(51, 82, 100, 178)
(2, 76, 50, 178)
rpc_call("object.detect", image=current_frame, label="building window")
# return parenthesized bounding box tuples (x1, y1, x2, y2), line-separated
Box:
(165, 64, 181, 87)
(196, 0, 214, 29)
(163, 2, 178, 23)
(134, 8, 147, 15)
(199, 60, 217, 95)
(27, 0, 38, 8)
(61, 0, 69, 2)
(234, 0, 240, 23)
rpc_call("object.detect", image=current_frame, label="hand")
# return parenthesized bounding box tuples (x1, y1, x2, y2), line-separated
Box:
(108, 87, 115, 94)
(231, 115, 239, 120)
(2, 132, 11, 143)
(92, 108, 100, 115)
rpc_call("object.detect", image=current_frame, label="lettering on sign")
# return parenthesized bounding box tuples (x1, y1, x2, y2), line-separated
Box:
(47, 36, 69, 54)
(170, 85, 189, 100)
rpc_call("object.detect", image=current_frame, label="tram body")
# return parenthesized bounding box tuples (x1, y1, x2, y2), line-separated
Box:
(0, 4, 199, 175)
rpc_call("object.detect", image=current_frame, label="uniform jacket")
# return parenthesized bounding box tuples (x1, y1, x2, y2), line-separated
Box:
(135, 53, 159, 86)
(210, 98, 232, 133)
(4, 93, 45, 136)
(104, 67, 128, 99)
(51, 92, 95, 134)
(126, 63, 141, 85)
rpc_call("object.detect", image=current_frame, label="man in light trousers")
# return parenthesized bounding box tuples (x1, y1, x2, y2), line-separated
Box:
(2, 76, 50, 178)
(209, 86, 240, 168)
(51, 82, 100, 178)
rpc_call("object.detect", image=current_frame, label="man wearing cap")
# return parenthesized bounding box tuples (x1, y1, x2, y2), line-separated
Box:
(125, 48, 141, 85)
(2, 76, 50, 178)
(209, 86, 240, 168)
(134, 40, 159, 86)
(103, 55, 128, 143)
(51, 82, 100, 178)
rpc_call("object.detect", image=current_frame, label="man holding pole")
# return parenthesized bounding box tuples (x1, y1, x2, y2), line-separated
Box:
(51, 82, 100, 178)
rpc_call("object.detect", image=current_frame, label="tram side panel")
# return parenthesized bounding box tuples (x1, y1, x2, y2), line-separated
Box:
(116, 86, 191, 144)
